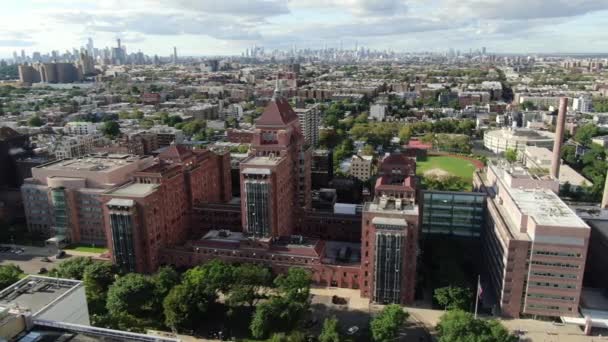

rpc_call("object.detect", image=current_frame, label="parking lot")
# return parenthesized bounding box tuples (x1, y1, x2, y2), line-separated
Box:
(0, 243, 104, 274)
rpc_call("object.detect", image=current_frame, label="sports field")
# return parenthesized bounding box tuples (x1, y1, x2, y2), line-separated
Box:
(416, 155, 478, 182)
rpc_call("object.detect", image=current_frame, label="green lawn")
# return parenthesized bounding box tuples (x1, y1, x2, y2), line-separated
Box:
(416, 156, 477, 182)
(64, 245, 108, 254)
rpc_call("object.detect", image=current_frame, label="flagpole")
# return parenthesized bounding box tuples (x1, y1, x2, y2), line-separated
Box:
(474, 275, 480, 319)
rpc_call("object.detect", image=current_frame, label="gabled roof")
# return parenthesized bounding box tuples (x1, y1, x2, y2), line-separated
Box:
(158, 143, 193, 162)
(255, 98, 298, 127)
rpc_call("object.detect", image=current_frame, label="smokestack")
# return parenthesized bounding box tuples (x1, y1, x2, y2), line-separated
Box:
(550, 97, 568, 179)
(602, 169, 608, 209)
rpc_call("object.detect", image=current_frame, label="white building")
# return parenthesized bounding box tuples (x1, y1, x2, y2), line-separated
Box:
(53, 134, 103, 159)
(295, 104, 320, 146)
(64, 122, 98, 135)
(573, 95, 592, 113)
(483, 128, 555, 154)
(370, 104, 388, 121)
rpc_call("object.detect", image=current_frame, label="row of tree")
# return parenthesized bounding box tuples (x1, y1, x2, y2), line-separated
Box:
(433, 286, 516, 342)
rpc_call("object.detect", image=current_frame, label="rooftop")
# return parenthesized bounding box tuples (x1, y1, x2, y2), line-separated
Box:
(242, 155, 283, 166)
(364, 196, 419, 216)
(0, 276, 82, 316)
(36, 154, 143, 173)
(509, 187, 589, 228)
(485, 127, 555, 141)
(18, 321, 180, 342)
(106, 183, 159, 197)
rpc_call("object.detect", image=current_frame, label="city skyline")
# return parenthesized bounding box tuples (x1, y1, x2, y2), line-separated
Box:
(1, 0, 608, 59)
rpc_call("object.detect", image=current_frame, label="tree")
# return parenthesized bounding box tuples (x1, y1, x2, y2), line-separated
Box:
(83, 262, 117, 315)
(437, 310, 516, 342)
(574, 123, 599, 147)
(370, 304, 408, 342)
(250, 300, 276, 339)
(0, 264, 23, 290)
(51, 256, 95, 280)
(227, 264, 272, 308)
(434, 286, 472, 311)
(152, 266, 180, 299)
(319, 316, 341, 342)
(361, 144, 375, 156)
(275, 268, 311, 303)
(101, 121, 121, 138)
(504, 148, 518, 163)
(163, 283, 208, 332)
(106, 273, 160, 331)
(27, 115, 44, 127)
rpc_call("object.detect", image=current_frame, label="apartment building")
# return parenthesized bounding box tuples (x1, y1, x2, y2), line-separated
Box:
(294, 104, 320, 146)
(350, 155, 374, 181)
(53, 134, 104, 159)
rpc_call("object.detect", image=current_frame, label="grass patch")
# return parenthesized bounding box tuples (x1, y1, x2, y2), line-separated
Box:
(416, 156, 477, 183)
(64, 245, 108, 253)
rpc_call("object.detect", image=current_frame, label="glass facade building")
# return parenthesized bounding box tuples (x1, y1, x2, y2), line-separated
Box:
(245, 180, 271, 237)
(422, 191, 486, 237)
(107, 200, 137, 273)
(374, 229, 405, 304)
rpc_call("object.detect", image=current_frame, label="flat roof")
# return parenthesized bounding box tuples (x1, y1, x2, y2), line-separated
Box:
(21, 322, 181, 342)
(242, 168, 271, 175)
(0, 276, 82, 315)
(509, 187, 589, 228)
(372, 217, 408, 227)
(243, 156, 282, 166)
(107, 183, 158, 197)
(37, 155, 142, 173)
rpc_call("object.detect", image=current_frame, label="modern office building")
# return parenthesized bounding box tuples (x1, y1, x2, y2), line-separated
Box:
(21, 154, 154, 244)
(421, 191, 486, 237)
(474, 161, 590, 318)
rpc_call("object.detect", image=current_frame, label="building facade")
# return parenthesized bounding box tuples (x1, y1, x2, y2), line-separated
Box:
(475, 162, 590, 318)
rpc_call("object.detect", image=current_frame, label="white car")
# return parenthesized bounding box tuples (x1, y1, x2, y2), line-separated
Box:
(347, 326, 359, 335)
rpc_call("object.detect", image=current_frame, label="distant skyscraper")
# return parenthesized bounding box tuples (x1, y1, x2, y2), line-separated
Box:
(173, 46, 178, 63)
(86, 38, 94, 56)
(482, 46, 487, 55)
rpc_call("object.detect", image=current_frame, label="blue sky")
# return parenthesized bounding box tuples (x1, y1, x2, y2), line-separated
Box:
(1, 0, 608, 58)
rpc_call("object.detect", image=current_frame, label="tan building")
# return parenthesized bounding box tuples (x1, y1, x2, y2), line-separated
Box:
(475, 162, 590, 318)
(349, 155, 374, 181)
(21, 154, 153, 244)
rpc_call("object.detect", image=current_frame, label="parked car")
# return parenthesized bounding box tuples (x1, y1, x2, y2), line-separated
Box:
(347, 326, 359, 335)
(56, 250, 66, 259)
(38, 268, 48, 274)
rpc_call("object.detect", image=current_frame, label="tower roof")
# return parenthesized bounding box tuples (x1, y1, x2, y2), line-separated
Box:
(255, 97, 298, 127)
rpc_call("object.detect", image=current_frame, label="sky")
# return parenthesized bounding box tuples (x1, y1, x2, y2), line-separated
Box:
(1, 0, 608, 58)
